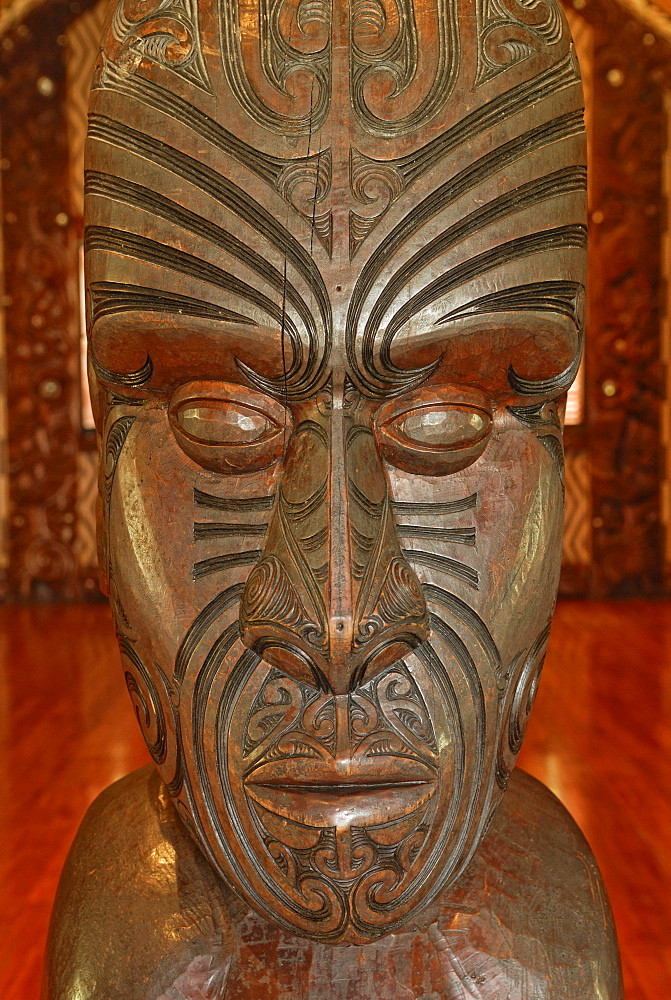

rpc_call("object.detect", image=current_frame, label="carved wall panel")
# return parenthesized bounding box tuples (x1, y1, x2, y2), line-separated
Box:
(557, 0, 670, 596)
(0, 0, 101, 599)
(561, 450, 592, 593)
(65, 0, 107, 220)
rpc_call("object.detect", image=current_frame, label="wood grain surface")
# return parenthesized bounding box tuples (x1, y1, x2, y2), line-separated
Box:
(0, 600, 667, 998)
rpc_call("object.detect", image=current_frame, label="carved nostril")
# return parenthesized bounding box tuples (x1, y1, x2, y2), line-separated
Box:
(251, 638, 328, 691)
(350, 634, 427, 691)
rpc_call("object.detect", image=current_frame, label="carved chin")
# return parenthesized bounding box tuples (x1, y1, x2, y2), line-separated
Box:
(177, 642, 495, 944)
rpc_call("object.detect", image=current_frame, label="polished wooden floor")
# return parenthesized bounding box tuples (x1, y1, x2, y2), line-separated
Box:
(0, 601, 668, 999)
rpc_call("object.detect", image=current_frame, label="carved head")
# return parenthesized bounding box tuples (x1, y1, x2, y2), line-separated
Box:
(86, 0, 585, 944)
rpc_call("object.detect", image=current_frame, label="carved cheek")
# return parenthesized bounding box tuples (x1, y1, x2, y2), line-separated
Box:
(106, 406, 202, 666)
(474, 427, 564, 667)
(385, 418, 562, 685)
(105, 404, 280, 670)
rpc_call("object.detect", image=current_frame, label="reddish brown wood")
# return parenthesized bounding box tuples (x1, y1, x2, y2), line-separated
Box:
(0, 604, 149, 1000)
(42, 0, 621, 994)
(520, 600, 671, 1000)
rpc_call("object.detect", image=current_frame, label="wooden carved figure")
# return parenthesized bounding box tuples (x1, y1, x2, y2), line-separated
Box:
(43, 0, 623, 996)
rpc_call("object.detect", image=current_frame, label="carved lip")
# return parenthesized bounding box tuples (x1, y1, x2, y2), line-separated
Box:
(245, 759, 436, 828)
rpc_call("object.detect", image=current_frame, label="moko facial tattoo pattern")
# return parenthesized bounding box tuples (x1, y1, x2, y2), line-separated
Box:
(86, 0, 585, 946)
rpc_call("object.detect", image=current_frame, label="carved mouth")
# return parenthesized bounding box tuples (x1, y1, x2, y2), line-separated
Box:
(245, 760, 436, 827)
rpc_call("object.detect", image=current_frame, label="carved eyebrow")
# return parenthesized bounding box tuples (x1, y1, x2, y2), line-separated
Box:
(435, 281, 584, 327)
(88, 115, 331, 398)
(347, 110, 585, 394)
(379, 224, 587, 378)
(86, 171, 318, 351)
(86, 228, 300, 337)
(374, 167, 586, 373)
(89, 281, 259, 326)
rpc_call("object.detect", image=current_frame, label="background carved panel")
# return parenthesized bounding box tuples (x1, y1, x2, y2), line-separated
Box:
(559, 0, 669, 596)
(0, 0, 100, 599)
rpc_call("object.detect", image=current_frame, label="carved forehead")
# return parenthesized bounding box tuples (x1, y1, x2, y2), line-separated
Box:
(86, 0, 586, 400)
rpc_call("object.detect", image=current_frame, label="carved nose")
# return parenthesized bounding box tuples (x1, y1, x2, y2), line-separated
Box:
(239, 409, 430, 694)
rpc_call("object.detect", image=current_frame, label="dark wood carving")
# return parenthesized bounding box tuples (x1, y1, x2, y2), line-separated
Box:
(43, 0, 622, 995)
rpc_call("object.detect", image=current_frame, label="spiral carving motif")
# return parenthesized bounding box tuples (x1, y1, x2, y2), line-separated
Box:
(276, 151, 333, 255)
(476, 0, 564, 86)
(108, 0, 210, 91)
(218, 0, 332, 135)
(118, 633, 183, 796)
(356, 556, 427, 646)
(349, 149, 405, 257)
(241, 555, 321, 642)
(377, 557, 427, 624)
(350, 0, 459, 137)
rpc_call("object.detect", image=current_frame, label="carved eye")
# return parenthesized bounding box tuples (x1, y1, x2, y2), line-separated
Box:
(375, 389, 492, 476)
(175, 401, 274, 445)
(169, 381, 288, 474)
(396, 407, 490, 449)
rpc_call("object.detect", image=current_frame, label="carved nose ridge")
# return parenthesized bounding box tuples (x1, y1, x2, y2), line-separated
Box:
(239, 414, 430, 694)
(240, 547, 429, 693)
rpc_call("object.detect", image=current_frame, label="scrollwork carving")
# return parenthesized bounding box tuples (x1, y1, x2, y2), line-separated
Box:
(218, 0, 332, 135)
(349, 148, 404, 259)
(118, 632, 183, 795)
(355, 556, 428, 646)
(240, 555, 325, 649)
(106, 0, 210, 92)
(276, 150, 333, 255)
(349, 0, 459, 137)
(212, 653, 451, 941)
(476, 0, 564, 86)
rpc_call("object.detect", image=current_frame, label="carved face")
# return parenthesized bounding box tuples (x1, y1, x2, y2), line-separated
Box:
(87, 0, 585, 945)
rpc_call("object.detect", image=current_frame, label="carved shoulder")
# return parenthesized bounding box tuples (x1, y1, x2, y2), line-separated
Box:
(429, 768, 624, 999)
(41, 766, 241, 1000)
